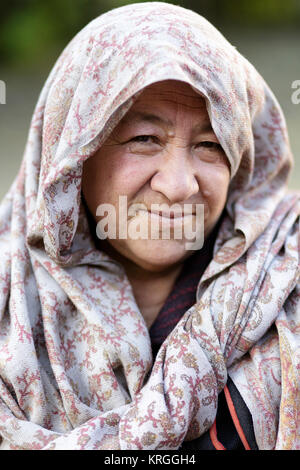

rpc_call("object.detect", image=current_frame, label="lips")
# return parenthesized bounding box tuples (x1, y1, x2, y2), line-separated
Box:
(148, 209, 195, 218)
(144, 210, 196, 228)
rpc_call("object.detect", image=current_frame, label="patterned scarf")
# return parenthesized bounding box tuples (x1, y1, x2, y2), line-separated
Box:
(0, 2, 299, 450)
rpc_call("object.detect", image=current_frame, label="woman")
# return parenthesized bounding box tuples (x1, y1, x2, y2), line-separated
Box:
(0, 2, 299, 450)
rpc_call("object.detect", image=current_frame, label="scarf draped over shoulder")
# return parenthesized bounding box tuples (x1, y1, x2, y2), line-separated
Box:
(0, 2, 299, 450)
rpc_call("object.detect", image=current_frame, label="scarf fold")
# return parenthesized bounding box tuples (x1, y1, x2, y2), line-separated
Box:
(0, 2, 299, 450)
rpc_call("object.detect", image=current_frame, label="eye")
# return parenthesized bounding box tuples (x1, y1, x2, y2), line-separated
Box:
(126, 134, 162, 155)
(196, 141, 223, 150)
(130, 135, 159, 144)
(193, 140, 228, 165)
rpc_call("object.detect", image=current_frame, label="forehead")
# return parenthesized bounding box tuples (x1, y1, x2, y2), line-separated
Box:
(133, 80, 206, 108)
(120, 80, 209, 128)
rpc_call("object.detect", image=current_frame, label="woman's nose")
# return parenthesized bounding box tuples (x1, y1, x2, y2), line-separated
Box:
(150, 144, 199, 202)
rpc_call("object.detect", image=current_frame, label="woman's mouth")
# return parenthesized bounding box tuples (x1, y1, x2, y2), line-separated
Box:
(136, 209, 196, 228)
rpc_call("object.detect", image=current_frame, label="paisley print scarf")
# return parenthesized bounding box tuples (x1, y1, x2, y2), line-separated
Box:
(0, 2, 299, 450)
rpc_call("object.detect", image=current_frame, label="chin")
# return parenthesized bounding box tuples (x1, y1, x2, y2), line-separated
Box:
(126, 239, 191, 272)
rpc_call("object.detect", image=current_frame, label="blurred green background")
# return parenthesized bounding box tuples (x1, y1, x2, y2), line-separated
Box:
(0, 0, 299, 201)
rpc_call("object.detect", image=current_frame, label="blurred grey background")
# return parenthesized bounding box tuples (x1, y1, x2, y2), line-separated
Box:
(0, 0, 299, 202)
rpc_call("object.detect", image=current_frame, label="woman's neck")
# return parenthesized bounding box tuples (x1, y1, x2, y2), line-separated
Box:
(125, 261, 184, 328)
(97, 239, 185, 328)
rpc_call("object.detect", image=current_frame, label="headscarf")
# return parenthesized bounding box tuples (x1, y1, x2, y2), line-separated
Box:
(0, 2, 299, 450)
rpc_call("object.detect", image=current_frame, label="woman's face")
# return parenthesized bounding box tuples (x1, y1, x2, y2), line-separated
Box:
(82, 80, 231, 272)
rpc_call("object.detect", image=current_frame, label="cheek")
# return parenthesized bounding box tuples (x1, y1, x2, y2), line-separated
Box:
(107, 152, 157, 199)
(110, 164, 143, 201)
(84, 149, 153, 210)
(201, 166, 230, 210)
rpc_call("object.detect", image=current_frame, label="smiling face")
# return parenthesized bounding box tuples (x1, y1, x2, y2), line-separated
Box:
(81, 80, 231, 272)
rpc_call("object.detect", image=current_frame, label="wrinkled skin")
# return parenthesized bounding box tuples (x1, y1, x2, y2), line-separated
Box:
(82, 80, 231, 326)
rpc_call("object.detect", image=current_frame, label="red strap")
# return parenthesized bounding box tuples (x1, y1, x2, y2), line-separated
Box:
(209, 386, 251, 450)
(223, 385, 251, 450)
(209, 418, 226, 450)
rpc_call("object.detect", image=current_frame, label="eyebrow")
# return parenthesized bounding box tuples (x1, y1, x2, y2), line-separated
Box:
(122, 110, 214, 134)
